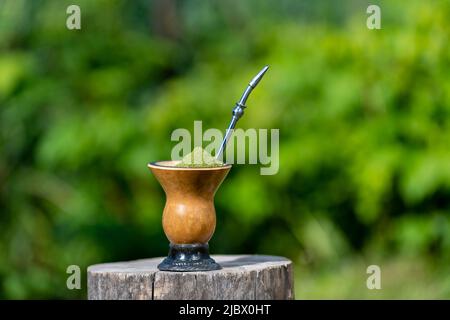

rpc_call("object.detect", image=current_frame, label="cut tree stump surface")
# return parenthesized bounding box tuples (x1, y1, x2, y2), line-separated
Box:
(88, 255, 294, 300)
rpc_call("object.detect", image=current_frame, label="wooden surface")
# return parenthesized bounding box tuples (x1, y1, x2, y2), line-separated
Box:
(88, 255, 294, 300)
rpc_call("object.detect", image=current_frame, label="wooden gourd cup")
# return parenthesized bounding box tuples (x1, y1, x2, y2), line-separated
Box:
(148, 160, 231, 271)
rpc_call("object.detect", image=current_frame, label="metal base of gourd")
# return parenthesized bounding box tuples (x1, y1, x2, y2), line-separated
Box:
(157, 243, 221, 272)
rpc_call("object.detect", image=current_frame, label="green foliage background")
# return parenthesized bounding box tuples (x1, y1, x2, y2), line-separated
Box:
(0, 0, 449, 298)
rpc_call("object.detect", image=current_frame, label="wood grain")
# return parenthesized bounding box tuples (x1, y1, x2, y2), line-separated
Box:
(88, 255, 294, 300)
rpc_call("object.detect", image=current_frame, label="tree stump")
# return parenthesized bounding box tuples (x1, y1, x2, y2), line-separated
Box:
(88, 255, 294, 300)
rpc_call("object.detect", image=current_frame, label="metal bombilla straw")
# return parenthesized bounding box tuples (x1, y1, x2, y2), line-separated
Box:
(216, 65, 269, 161)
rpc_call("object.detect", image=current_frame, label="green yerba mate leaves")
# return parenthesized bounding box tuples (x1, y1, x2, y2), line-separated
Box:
(176, 147, 225, 168)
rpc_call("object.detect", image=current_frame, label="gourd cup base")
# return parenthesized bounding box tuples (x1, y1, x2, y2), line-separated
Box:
(157, 243, 221, 271)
